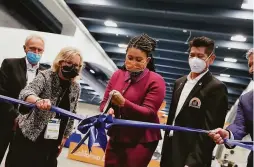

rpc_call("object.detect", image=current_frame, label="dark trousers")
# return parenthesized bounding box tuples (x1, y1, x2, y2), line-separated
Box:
(104, 139, 158, 167)
(160, 136, 173, 167)
(247, 152, 253, 167)
(0, 122, 14, 165)
(5, 127, 59, 167)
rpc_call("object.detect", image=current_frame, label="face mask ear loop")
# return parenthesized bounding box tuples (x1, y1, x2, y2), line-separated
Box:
(205, 51, 214, 62)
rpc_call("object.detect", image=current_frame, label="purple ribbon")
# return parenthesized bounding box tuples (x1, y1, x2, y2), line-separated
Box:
(0, 95, 252, 154)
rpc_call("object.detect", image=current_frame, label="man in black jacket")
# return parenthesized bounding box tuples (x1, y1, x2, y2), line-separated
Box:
(160, 37, 228, 167)
(0, 34, 46, 164)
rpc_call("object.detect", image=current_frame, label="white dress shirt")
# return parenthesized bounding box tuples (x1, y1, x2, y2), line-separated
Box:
(26, 58, 39, 84)
(169, 70, 209, 136)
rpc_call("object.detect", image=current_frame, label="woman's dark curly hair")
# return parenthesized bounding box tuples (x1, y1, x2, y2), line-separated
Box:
(121, 33, 157, 72)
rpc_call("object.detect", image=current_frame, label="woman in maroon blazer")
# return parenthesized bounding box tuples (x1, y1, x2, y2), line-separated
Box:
(100, 34, 166, 167)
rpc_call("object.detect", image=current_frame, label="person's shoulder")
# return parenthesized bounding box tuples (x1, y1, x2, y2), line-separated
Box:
(176, 75, 187, 83)
(2, 57, 25, 65)
(204, 75, 227, 95)
(149, 71, 164, 81)
(241, 90, 253, 101)
(40, 68, 53, 75)
(149, 71, 166, 85)
(110, 69, 124, 79)
(210, 75, 227, 89)
(38, 69, 55, 80)
(113, 69, 124, 75)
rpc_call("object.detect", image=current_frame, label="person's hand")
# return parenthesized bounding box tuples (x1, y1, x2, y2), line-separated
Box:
(107, 108, 115, 117)
(208, 128, 230, 144)
(57, 137, 67, 157)
(111, 90, 125, 107)
(35, 99, 51, 111)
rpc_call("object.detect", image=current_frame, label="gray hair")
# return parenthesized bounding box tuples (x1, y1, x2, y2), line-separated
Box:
(246, 48, 253, 59)
(25, 34, 45, 46)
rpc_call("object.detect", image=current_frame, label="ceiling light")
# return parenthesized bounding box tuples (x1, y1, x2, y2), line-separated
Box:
(241, 3, 253, 9)
(118, 44, 128, 48)
(82, 86, 93, 90)
(87, 0, 107, 5)
(88, 1, 99, 5)
(90, 69, 95, 74)
(241, 0, 253, 10)
(228, 47, 231, 50)
(220, 74, 230, 77)
(231, 35, 247, 42)
(216, 46, 219, 48)
(104, 20, 117, 27)
(78, 99, 85, 102)
(116, 34, 119, 36)
(183, 30, 187, 33)
(224, 58, 237, 63)
(91, 92, 99, 95)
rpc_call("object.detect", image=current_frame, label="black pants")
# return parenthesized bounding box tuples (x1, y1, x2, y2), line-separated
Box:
(160, 136, 173, 167)
(247, 151, 253, 167)
(5, 127, 60, 167)
(0, 121, 14, 165)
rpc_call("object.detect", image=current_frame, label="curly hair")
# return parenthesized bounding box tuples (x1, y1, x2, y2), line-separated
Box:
(122, 33, 157, 72)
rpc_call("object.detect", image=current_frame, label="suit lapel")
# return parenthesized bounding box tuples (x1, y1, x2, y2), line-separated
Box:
(167, 77, 187, 124)
(19, 57, 27, 85)
(174, 77, 187, 105)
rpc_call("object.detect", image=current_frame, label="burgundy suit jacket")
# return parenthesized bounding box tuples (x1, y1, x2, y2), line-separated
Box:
(100, 68, 166, 143)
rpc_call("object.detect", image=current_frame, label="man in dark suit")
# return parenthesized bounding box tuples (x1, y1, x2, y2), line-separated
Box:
(0, 34, 46, 164)
(160, 37, 228, 167)
(209, 48, 253, 167)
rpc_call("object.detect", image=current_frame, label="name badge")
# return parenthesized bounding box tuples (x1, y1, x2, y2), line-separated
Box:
(44, 118, 61, 140)
(189, 97, 201, 109)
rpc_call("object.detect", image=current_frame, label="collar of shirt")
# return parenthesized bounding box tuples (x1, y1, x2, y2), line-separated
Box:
(187, 69, 209, 84)
(26, 57, 39, 71)
(124, 68, 149, 82)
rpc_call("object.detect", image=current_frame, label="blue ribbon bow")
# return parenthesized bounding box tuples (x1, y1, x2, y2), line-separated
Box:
(0, 95, 253, 154)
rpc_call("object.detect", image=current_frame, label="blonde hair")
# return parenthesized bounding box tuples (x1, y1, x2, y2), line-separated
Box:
(25, 34, 45, 46)
(52, 47, 83, 81)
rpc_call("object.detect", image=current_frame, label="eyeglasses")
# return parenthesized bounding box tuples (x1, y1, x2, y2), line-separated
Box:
(64, 61, 82, 69)
(27, 46, 44, 54)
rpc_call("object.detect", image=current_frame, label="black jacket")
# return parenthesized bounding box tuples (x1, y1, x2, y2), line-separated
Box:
(0, 57, 47, 125)
(160, 72, 228, 167)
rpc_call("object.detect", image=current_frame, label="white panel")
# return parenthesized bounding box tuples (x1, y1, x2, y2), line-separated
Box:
(0, 26, 117, 75)
(39, 0, 117, 76)
(0, 27, 74, 65)
(73, 28, 116, 75)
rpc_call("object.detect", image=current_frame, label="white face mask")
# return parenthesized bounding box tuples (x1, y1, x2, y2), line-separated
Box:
(188, 51, 213, 73)
(189, 57, 207, 73)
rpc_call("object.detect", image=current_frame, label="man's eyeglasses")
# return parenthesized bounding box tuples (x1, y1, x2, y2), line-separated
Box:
(27, 47, 44, 54)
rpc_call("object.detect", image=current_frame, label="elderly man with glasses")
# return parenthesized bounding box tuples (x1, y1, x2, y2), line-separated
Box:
(209, 48, 253, 167)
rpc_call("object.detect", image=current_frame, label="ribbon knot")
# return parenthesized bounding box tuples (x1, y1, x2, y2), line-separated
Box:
(71, 114, 114, 154)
